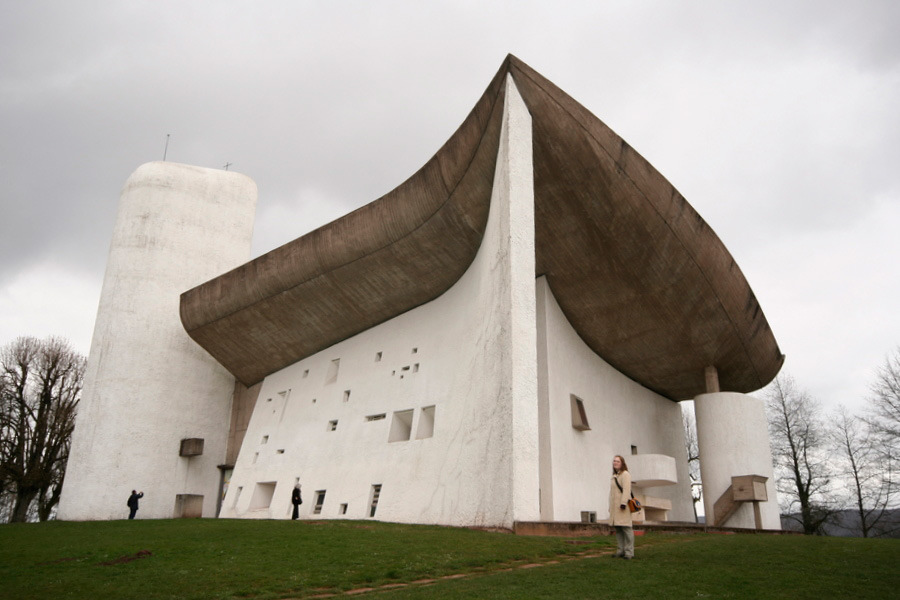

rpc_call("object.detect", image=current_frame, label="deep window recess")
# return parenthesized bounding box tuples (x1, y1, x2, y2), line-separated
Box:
(248, 482, 276, 510)
(388, 410, 414, 442)
(339, 503, 348, 515)
(366, 413, 386, 421)
(631, 445, 638, 455)
(302, 369, 309, 378)
(375, 352, 382, 362)
(314, 490, 326, 515)
(570, 395, 591, 431)
(369, 484, 382, 517)
(343, 390, 351, 402)
(232, 486, 243, 508)
(416, 405, 436, 439)
(411, 347, 418, 354)
(328, 420, 338, 431)
(326, 358, 340, 384)
(261, 435, 268, 445)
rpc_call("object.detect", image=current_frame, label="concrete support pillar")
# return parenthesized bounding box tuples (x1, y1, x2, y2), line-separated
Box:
(694, 392, 780, 529)
(704, 366, 720, 393)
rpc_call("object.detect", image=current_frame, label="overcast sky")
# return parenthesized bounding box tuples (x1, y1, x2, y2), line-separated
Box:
(1, 1, 897, 414)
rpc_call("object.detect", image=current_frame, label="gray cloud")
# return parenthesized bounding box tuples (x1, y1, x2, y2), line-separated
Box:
(2, 0, 898, 410)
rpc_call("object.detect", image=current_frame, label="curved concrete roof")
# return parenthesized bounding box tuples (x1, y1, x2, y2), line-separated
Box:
(181, 55, 783, 400)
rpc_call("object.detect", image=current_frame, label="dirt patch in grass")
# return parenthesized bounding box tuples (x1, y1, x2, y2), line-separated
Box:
(98, 549, 152, 566)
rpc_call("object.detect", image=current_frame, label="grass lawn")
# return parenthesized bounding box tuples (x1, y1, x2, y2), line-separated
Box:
(1, 519, 897, 599)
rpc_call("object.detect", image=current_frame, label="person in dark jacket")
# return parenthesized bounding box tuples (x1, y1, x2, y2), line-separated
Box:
(127, 490, 144, 520)
(291, 484, 302, 520)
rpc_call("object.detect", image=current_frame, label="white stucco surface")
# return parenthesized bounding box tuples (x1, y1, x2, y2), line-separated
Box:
(221, 76, 539, 528)
(695, 391, 780, 529)
(58, 162, 256, 520)
(535, 277, 695, 524)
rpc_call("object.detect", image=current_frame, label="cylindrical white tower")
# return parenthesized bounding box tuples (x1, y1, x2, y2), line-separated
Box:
(58, 162, 256, 520)
(694, 392, 780, 530)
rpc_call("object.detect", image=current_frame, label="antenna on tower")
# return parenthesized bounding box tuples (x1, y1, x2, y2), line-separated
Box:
(163, 134, 170, 161)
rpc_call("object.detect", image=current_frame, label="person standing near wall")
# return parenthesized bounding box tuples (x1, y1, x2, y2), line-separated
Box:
(127, 490, 144, 520)
(609, 456, 634, 559)
(291, 483, 302, 520)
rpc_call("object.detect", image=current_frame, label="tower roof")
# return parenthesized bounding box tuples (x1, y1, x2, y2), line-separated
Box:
(180, 55, 783, 400)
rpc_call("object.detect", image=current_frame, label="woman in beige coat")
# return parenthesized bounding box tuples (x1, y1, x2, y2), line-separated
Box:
(609, 455, 634, 559)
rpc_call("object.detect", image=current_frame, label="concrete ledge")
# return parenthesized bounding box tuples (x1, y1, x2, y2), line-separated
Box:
(513, 521, 796, 537)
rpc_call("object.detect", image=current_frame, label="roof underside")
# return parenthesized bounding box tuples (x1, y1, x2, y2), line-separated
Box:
(180, 55, 783, 401)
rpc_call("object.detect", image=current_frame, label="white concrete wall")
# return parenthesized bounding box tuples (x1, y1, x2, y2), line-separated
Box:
(535, 277, 695, 524)
(695, 392, 780, 529)
(220, 76, 540, 528)
(58, 162, 256, 520)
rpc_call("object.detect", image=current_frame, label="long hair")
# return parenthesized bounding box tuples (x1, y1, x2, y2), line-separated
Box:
(612, 455, 629, 474)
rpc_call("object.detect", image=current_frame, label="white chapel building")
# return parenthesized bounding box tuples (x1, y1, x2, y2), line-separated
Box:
(58, 56, 784, 531)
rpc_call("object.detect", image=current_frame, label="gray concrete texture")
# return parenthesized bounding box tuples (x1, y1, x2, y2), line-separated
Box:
(180, 55, 783, 401)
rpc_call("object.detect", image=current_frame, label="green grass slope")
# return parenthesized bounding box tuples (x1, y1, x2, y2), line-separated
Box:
(1, 519, 896, 599)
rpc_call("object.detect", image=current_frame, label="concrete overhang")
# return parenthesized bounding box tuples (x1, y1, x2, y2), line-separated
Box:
(180, 55, 783, 401)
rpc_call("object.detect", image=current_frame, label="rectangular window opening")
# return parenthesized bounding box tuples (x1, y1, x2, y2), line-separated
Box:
(366, 413, 386, 421)
(413, 363, 419, 373)
(248, 482, 276, 510)
(570, 395, 591, 431)
(416, 405, 435, 440)
(261, 435, 269, 445)
(339, 503, 348, 515)
(388, 409, 414, 442)
(314, 490, 326, 515)
(326, 358, 340, 384)
(276, 449, 285, 454)
(232, 486, 243, 508)
(252, 452, 259, 464)
(411, 347, 418, 354)
(369, 484, 382, 518)
(328, 420, 338, 431)
(375, 352, 382, 362)
(302, 369, 309, 378)
(631, 445, 638, 455)
(343, 390, 351, 402)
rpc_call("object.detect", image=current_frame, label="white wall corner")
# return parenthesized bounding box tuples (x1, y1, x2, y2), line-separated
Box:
(500, 74, 541, 523)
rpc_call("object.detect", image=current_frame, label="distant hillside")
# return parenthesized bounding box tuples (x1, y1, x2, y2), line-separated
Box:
(781, 508, 900, 537)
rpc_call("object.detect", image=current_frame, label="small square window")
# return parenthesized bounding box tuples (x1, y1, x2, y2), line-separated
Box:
(375, 352, 382, 362)
(328, 420, 338, 431)
(343, 390, 351, 402)
(339, 503, 348, 515)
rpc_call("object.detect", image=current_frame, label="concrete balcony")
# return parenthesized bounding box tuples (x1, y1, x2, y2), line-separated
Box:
(628, 454, 677, 487)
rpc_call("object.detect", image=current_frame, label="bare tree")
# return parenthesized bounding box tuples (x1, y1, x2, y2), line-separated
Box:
(681, 404, 701, 521)
(867, 347, 900, 444)
(0, 336, 85, 522)
(765, 374, 836, 534)
(831, 406, 897, 537)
